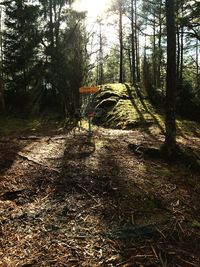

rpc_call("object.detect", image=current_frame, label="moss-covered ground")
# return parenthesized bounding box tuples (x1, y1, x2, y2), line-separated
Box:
(0, 116, 69, 136)
(93, 83, 200, 139)
(93, 83, 165, 131)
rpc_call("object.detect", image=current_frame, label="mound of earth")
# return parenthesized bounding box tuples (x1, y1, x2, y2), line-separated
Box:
(93, 83, 163, 131)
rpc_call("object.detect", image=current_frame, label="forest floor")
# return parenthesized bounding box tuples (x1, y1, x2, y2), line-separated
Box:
(1, 119, 200, 267)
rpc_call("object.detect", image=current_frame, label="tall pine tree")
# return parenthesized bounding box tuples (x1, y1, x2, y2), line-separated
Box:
(3, 0, 40, 111)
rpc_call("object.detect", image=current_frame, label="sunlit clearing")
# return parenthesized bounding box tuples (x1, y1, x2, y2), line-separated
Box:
(74, 0, 111, 18)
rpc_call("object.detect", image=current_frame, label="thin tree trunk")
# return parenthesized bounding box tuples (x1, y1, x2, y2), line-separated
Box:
(180, 24, 184, 84)
(152, 15, 156, 88)
(196, 39, 200, 92)
(179, 0, 184, 84)
(176, 0, 180, 83)
(119, 2, 123, 83)
(49, 0, 54, 49)
(128, 47, 132, 83)
(0, 7, 5, 112)
(131, 0, 136, 84)
(136, 27, 140, 82)
(164, 0, 177, 157)
(98, 22, 104, 85)
(157, 0, 162, 89)
(134, 0, 140, 83)
(0, 79, 5, 113)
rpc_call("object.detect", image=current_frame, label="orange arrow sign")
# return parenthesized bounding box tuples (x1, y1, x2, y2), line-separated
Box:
(79, 86, 99, 94)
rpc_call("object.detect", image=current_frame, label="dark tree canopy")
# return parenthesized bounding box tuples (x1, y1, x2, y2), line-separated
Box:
(1, 0, 88, 116)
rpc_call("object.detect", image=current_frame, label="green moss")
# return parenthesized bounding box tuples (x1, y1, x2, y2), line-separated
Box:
(99, 84, 130, 99)
(94, 83, 165, 131)
(0, 116, 66, 136)
(0, 117, 33, 135)
(96, 97, 118, 109)
(96, 90, 121, 100)
(94, 83, 200, 142)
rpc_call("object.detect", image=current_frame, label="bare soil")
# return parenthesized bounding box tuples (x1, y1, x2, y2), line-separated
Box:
(1, 126, 200, 267)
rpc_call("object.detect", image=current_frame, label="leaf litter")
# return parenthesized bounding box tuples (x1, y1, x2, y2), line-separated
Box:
(0, 126, 200, 266)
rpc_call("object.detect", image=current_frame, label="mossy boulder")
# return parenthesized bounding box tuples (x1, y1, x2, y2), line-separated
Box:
(93, 83, 164, 130)
(96, 91, 121, 101)
(96, 97, 118, 109)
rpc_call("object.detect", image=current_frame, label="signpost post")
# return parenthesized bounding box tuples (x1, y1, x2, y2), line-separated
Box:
(79, 86, 100, 136)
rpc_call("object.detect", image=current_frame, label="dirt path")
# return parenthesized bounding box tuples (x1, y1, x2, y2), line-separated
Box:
(1, 127, 200, 266)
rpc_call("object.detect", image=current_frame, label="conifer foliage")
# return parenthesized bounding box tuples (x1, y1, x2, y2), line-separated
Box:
(3, 0, 39, 111)
(2, 0, 87, 115)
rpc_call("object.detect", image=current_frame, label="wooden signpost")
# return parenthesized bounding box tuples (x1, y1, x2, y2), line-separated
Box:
(79, 86, 99, 94)
(79, 86, 100, 136)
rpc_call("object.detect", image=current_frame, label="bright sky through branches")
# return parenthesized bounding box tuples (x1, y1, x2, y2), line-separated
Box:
(73, 0, 111, 19)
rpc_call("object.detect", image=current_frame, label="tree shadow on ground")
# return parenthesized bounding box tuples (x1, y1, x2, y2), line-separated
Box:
(98, 141, 200, 266)
(1, 127, 200, 266)
(0, 138, 29, 176)
(53, 129, 200, 266)
(64, 133, 95, 160)
(0, 133, 63, 205)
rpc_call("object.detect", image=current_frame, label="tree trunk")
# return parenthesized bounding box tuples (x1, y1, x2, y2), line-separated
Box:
(98, 22, 104, 85)
(49, 0, 54, 49)
(177, 0, 184, 85)
(0, 78, 5, 113)
(119, 1, 123, 83)
(152, 15, 156, 88)
(196, 39, 200, 92)
(0, 7, 5, 113)
(157, 0, 163, 89)
(179, 22, 184, 84)
(163, 0, 177, 158)
(134, 0, 140, 83)
(131, 0, 136, 84)
(128, 47, 132, 83)
(176, 0, 180, 83)
(136, 26, 140, 82)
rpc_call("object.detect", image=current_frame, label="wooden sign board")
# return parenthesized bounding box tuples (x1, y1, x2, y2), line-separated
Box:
(79, 86, 99, 94)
